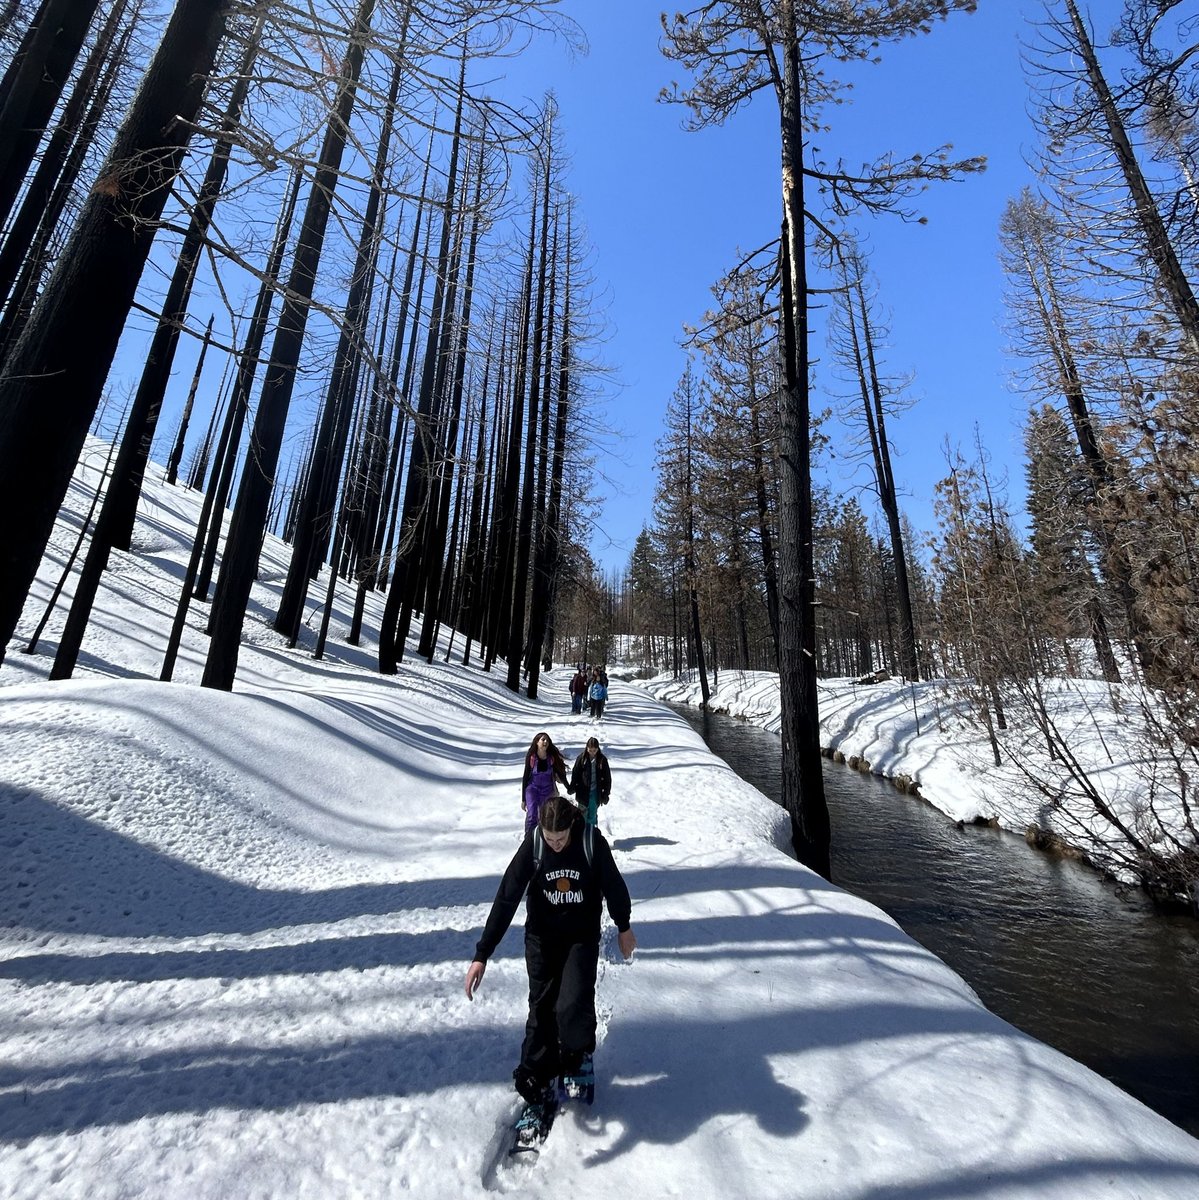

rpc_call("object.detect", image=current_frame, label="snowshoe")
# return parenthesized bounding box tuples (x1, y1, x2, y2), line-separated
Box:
(559, 1052, 595, 1105)
(511, 1087, 558, 1153)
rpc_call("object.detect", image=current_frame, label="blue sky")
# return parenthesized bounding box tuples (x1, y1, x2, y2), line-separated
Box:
(491, 0, 1129, 571)
(110, 0, 1132, 577)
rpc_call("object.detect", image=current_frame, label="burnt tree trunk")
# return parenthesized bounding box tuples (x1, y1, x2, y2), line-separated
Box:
(203, 0, 376, 690)
(0, 0, 232, 663)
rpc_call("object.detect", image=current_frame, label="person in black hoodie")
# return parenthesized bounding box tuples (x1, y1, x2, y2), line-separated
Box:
(464, 794, 636, 1106)
(569, 736, 611, 827)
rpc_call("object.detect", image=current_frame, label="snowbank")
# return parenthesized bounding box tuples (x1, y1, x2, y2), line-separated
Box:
(2, 445, 1197, 1196)
(646, 668, 1198, 892)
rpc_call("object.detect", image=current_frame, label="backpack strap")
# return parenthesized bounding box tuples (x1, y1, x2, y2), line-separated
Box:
(532, 823, 594, 873)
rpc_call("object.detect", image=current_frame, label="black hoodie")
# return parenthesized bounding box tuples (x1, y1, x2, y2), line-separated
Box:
(474, 825, 631, 961)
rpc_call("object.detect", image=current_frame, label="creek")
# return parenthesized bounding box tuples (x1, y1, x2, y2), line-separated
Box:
(670, 702, 1199, 1138)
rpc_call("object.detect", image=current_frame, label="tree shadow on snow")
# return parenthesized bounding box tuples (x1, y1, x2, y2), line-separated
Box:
(0, 926, 489, 986)
(611, 836, 678, 852)
(0, 783, 500, 943)
(583, 1042, 810, 1165)
(0, 993, 982, 1146)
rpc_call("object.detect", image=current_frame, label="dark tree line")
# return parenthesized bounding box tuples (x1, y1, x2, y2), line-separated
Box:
(0, 0, 608, 703)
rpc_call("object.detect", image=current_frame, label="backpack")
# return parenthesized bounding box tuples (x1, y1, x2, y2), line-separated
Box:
(532, 822, 596, 874)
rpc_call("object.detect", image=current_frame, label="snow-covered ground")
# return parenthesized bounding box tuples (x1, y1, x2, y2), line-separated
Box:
(2, 442, 1198, 1198)
(646, 665, 1198, 891)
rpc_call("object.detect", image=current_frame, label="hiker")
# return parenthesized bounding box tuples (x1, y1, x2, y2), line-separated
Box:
(569, 666, 588, 715)
(521, 731, 568, 833)
(569, 736, 611, 827)
(464, 794, 637, 1115)
(587, 670, 607, 721)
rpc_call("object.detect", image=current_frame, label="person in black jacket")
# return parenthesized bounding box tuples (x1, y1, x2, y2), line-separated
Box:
(464, 794, 637, 1105)
(569, 736, 611, 827)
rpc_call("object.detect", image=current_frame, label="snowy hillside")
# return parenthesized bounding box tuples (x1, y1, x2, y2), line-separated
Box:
(1, 444, 1198, 1198)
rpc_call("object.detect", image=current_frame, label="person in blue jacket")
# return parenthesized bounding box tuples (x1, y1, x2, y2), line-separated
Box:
(587, 669, 607, 720)
(464, 795, 636, 1106)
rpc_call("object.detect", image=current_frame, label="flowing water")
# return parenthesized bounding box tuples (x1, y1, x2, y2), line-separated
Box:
(671, 702, 1199, 1138)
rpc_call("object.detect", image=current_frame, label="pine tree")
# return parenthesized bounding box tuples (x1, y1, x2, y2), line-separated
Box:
(661, 0, 981, 877)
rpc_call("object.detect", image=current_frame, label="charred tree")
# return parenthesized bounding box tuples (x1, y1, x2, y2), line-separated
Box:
(0, 0, 233, 664)
(203, 0, 377, 691)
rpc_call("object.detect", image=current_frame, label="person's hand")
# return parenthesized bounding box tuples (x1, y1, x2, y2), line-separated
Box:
(521, 799, 527, 811)
(617, 929, 637, 960)
(465, 960, 486, 1000)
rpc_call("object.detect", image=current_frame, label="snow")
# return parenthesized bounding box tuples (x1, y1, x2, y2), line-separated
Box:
(1, 442, 1198, 1198)
(647, 667, 1199, 883)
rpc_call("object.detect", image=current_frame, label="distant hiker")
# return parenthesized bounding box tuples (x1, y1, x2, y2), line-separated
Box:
(464, 795, 637, 1124)
(587, 670, 607, 721)
(569, 736, 611, 827)
(522, 731, 568, 833)
(569, 666, 588, 715)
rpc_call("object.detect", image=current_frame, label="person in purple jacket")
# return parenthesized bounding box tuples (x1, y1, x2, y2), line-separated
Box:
(464, 795, 637, 1108)
(521, 730, 568, 833)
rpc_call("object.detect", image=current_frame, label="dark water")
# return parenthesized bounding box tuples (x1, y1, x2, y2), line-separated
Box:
(672, 703, 1199, 1138)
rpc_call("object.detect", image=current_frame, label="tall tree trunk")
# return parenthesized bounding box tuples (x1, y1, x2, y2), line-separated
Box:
(274, 24, 406, 641)
(376, 133, 438, 591)
(749, 359, 780, 658)
(1065, 0, 1199, 355)
(1014, 196, 1151, 676)
(194, 165, 302, 604)
(420, 135, 486, 659)
(379, 55, 467, 674)
(0, 9, 134, 360)
(347, 223, 405, 642)
(841, 261, 919, 681)
(459, 333, 500, 664)
(0, 0, 102, 231)
(483, 309, 520, 669)
(166, 314, 215, 486)
(507, 144, 553, 692)
(0, 0, 130, 315)
(202, 0, 376, 691)
(0, 0, 232, 664)
(524, 207, 569, 695)
(777, 0, 831, 879)
(107, 7, 266, 550)
(188, 352, 234, 491)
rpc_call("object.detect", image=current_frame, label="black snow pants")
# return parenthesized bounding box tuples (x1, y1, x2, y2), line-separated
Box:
(520, 932, 600, 1087)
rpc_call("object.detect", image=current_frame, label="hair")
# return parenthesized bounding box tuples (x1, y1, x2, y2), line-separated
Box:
(527, 730, 554, 756)
(585, 736, 600, 752)
(526, 731, 564, 773)
(539, 793, 579, 834)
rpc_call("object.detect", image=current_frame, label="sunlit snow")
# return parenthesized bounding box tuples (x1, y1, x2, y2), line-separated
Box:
(1, 441, 1197, 1198)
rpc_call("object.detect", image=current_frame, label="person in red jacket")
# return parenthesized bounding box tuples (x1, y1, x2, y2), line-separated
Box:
(464, 795, 637, 1108)
(569, 666, 588, 714)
